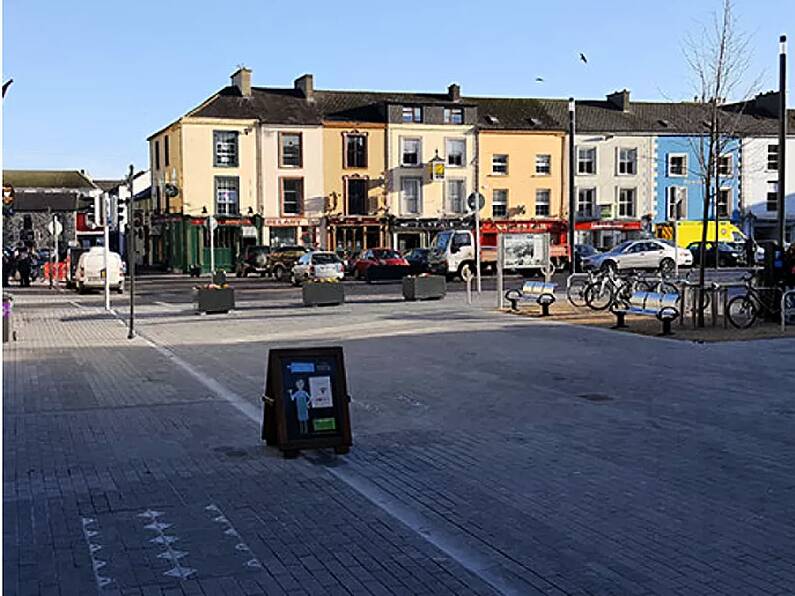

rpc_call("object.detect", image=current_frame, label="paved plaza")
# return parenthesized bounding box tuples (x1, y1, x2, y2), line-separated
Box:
(4, 276, 795, 595)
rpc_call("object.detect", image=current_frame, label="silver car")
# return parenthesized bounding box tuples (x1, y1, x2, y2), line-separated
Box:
(291, 251, 345, 286)
(583, 239, 693, 274)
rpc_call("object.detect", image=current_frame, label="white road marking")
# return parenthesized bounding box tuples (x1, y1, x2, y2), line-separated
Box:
(204, 503, 262, 570)
(138, 509, 196, 580)
(80, 517, 113, 590)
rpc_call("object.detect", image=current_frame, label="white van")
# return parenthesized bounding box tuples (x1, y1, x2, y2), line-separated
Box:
(75, 247, 124, 293)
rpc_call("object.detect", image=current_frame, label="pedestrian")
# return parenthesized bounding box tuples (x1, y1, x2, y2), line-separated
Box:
(2, 249, 13, 287)
(744, 237, 756, 267)
(16, 246, 32, 287)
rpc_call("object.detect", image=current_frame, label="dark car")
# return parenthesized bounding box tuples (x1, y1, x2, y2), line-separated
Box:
(266, 245, 309, 281)
(574, 244, 599, 271)
(235, 245, 270, 277)
(687, 241, 744, 267)
(404, 248, 431, 274)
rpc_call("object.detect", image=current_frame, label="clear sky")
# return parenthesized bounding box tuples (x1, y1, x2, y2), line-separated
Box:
(2, 0, 792, 178)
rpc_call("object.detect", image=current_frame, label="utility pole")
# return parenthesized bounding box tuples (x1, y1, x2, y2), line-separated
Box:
(126, 165, 135, 339)
(103, 192, 111, 311)
(778, 35, 788, 247)
(48, 206, 53, 289)
(568, 98, 577, 272)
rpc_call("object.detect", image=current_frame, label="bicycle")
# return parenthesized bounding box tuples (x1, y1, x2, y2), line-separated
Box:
(567, 271, 599, 307)
(726, 274, 779, 329)
(583, 271, 646, 311)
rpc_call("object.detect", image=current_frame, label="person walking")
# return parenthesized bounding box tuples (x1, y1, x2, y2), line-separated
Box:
(16, 246, 32, 287)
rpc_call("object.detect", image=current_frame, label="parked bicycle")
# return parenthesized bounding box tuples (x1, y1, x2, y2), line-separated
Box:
(583, 270, 646, 311)
(726, 273, 779, 329)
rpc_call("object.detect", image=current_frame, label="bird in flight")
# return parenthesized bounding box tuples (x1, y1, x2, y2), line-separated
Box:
(579, 53, 588, 64)
(2, 79, 13, 97)
(535, 77, 544, 83)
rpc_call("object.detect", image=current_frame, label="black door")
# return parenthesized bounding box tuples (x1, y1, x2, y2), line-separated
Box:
(347, 179, 368, 216)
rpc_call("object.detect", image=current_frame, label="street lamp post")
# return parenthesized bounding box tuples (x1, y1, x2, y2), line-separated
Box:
(778, 35, 788, 247)
(126, 165, 135, 339)
(568, 98, 577, 273)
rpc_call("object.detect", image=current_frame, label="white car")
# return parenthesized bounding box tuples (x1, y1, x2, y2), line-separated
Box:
(75, 246, 125, 293)
(291, 251, 345, 286)
(583, 239, 692, 274)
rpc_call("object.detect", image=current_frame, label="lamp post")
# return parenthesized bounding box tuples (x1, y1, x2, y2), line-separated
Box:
(103, 191, 111, 311)
(126, 164, 135, 340)
(778, 35, 788, 247)
(203, 206, 216, 274)
(568, 98, 577, 272)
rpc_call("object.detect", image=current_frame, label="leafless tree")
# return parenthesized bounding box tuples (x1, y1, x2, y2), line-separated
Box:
(681, 0, 760, 326)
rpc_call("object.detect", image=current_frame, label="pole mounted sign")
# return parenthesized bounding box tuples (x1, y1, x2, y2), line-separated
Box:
(47, 218, 63, 237)
(467, 192, 485, 212)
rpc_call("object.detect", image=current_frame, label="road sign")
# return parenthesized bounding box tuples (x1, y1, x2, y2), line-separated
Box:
(47, 218, 63, 237)
(467, 192, 485, 211)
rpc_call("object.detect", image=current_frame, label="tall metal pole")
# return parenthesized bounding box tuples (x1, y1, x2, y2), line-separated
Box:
(103, 192, 111, 311)
(568, 98, 577, 272)
(209, 215, 216, 274)
(674, 189, 680, 279)
(474, 189, 481, 294)
(53, 215, 59, 287)
(48, 206, 54, 289)
(127, 165, 135, 339)
(778, 35, 788, 247)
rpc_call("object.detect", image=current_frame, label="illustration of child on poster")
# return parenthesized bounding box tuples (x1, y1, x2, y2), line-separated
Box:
(289, 379, 311, 434)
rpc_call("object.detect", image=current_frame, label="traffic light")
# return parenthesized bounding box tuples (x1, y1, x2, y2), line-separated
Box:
(3, 184, 15, 216)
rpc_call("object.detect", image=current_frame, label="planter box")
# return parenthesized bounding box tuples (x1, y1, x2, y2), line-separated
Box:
(303, 282, 344, 306)
(402, 275, 446, 301)
(194, 287, 235, 314)
(2, 297, 12, 343)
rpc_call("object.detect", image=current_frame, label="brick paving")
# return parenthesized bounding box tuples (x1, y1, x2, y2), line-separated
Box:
(5, 283, 795, 595)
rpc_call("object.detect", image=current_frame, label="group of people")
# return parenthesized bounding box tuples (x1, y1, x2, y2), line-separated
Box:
(3, 244, 36, 287)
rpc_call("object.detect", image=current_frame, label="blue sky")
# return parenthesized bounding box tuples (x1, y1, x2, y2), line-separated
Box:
(2, 0, 792, 178)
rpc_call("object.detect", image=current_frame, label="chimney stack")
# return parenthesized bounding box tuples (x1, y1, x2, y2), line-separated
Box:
(448, 83, 461, 102)
(295, 74, 314, 101)
(607, 89, 631, 111)
(753, 91, 781, 117)
(231, 67, 252, 97)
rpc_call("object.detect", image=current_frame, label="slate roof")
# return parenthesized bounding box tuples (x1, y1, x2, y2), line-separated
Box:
(94, 179, 124, 192)
(13, 191, 82, 212)
(3, 170, 97, 190)
(470, 97, 560, 131)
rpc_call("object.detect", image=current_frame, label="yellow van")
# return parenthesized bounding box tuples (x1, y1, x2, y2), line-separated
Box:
(656, 221, 747, 248)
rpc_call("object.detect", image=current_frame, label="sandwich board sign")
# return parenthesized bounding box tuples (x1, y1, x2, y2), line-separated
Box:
(262, 347, 352, 457)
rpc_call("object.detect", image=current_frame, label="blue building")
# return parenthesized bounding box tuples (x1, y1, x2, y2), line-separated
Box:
(655, 135, 741, 224)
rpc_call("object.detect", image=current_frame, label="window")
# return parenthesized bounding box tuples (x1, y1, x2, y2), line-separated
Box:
(401, 138, 421, 166)
(214, 131, 239, 167)
(666, 187, 687, 219)
(402, 106, 422, 123)
(618, 147, 637, 175)
(717, 188, 731, 217)
(446, 179, 465, 213)
(535, 189, 551, 216)
(215, 176, 239, 215)
(618, 188, 636, 217)
(767, 181, 778, 212)
(452, 232, 472, 250)
(346, 178, 368, 215)
(444, 108, 464, 124)
(400, 177, 422, 214)
(668, 153, 687, 177)
(767, 144, 779, 171)
(164, 135, 170, 167)
(154, 141, 160, 170)
(281, 178, 304, 215)
(535, 154, 551, 175)
(577, 147, 596, 174)
(492, 154, 508, 175)
(492, 189, 508, 218)
(717, 154, 732, 177)
(446, 139, 466, 167)
(344, 134, 367, 168)
(577, 188, 595, 218)
(279, 133, 302, 167)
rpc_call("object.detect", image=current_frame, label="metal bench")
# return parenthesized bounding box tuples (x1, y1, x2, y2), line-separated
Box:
(505, 281, 557, 316)
(612, 291, 680, 336)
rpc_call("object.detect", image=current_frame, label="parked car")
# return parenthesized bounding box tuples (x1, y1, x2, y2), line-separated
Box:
(74, 246, 124, 293)
(574, 244, 600, 272)
(404, 248, 431, 275)
(235, 245, 270, 277)
(291, 251, 345, 286)
(583, 239, 692, 274)
(267, 245, 309, 281)
(344, 250, 362, 275)
(353, 248, 409, 280)
(687, 241, 744, 267)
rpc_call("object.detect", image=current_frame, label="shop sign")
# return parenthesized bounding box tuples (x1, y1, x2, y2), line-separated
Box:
(241, 225, 257, 238)
(261, 347, 352, 456)
(393, 219, 462, 231)
(264, 217, 320, 227)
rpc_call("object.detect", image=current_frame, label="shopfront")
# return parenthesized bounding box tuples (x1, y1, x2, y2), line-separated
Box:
(326, 216, 387, 252)
(264, 217, 321, 248)
(576, 220, 643, 251)
(390, 218, 465, 252)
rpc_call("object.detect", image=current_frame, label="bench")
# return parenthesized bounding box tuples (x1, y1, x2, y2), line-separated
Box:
(505, 281, 557, 316)
(612, 291, 679, 336)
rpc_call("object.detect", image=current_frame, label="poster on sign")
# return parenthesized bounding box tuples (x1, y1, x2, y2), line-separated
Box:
(501, 233, 550, 269)
(261, 347, 352, 457)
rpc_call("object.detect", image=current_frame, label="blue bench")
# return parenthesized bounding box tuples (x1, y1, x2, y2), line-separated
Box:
(505, 281, 557, 316)
(612, 291, 679, 336)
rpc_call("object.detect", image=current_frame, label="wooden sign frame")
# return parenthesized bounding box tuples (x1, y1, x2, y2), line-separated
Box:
(262, 347, 352, 456)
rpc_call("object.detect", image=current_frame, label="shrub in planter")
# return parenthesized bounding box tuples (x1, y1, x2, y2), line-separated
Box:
(303, 281, 344, 306)
(402, 274, 446, 301)
(194, 279, 235, 314)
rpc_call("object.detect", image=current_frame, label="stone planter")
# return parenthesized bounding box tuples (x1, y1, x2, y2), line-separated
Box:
(194, 287, 235, 314)
(402, 275, 446, 301)
(303, 282, 344, 306)
(3, 296, 13, 343)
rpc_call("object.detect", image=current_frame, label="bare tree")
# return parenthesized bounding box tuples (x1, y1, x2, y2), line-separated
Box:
(682, 0, 759, 326)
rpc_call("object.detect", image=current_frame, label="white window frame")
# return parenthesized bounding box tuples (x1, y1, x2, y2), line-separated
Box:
(766, 181, 778, 212)
(667, 153, 687, 177)
(445, 178, 465, 214)
(666, 186, 687, 220)
(400, 137, 422, 167)
(492, 154, 508, 175)
(716, 187, 732, 218)
(444, 108, 464, 124)
(617, 147, 637, 176)
(617, 187, 636, 218)
(535, 189, 551, 217)
(767, 144, 779, 171)
(577, 146, 597, 175)
(576, 187, 596, 218)
(402, 106, 422, 123)
(492, 189, 508, 218)
(213, 130, 239, 167)
(717, 154, 733, 177)
(535, 154, 552, 175)
(215, 176, 239, 215)
(445, 138, 466, 167)
(400, 177, 422, 215)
